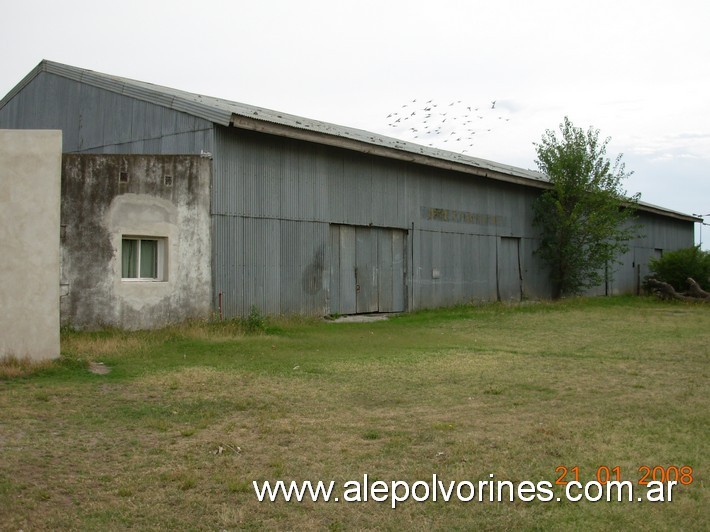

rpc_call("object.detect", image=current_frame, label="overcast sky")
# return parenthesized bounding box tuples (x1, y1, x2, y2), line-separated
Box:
(2, 0, 709, 245)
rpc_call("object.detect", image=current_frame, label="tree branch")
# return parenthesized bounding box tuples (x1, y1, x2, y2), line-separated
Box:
(646, 278, 710, 303)
(686, 278, 710, 299)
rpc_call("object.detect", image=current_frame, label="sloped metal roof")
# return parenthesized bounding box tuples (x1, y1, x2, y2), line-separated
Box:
(0, 60, 700, 222)
(1, 60, 547, 183)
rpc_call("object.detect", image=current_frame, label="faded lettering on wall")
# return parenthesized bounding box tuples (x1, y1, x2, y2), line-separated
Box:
(421, 206, 504, 226)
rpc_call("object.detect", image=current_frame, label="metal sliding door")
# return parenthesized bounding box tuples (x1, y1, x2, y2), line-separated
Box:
(330, 225, 406, 314)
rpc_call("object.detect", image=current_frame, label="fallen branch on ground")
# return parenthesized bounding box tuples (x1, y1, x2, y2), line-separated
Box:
(686, 278, 710, 299)
(646, 278, 710, 303)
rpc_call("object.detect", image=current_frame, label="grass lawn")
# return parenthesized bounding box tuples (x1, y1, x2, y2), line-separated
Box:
(0, 296, 707, 530)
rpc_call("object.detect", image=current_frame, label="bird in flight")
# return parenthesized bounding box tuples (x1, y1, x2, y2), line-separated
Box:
(384, 97, 512, 155)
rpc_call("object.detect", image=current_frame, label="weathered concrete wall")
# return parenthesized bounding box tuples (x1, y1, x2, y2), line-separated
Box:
(0, 130, 62, 360)
(61, 155, 212, 329)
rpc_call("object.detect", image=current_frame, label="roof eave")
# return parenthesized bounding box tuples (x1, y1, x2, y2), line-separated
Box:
(631, 201, 702, 223)
(229, 113, 552, 190)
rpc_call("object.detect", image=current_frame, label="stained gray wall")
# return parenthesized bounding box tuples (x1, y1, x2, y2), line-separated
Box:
(212, 126, 551, 316)
(212, 126, 695, 315)
(0, 130, 62, 360)
(61, 155, 212, 329)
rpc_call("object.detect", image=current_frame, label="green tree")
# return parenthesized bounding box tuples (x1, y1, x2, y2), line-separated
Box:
(533, 117, 641, 298)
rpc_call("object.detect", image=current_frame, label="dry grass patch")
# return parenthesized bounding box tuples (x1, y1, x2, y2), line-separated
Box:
(0, 354, 56, 379)
(61, 331, 151, 361)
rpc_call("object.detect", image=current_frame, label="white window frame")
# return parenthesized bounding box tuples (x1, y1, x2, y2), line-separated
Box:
(121, 236, 167, 282)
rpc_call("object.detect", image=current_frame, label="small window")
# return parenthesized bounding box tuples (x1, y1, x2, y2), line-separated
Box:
(122, 237, 166, 280)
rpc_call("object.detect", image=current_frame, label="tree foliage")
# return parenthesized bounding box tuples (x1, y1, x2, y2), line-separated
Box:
(648, 246, 710, 292)
(533, 117, 640, 298)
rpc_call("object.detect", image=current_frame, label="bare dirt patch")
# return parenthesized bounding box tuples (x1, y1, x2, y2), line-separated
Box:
(328, 313, 394, 323)
(88, 362, 111, 375)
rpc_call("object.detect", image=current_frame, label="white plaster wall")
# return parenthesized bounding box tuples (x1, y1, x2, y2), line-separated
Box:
(0, 130, 62, 361)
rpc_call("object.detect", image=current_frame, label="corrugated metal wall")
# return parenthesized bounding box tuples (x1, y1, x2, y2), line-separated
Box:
(212, 125, 696, 315)
(212, 126, 554, 316)
(0, 72, 214, 154)
(605, 212, 695, 295)
(213, 214, 330, 316)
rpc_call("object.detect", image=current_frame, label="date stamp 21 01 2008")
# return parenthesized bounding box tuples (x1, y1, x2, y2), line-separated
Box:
(555, 465, 694, 486)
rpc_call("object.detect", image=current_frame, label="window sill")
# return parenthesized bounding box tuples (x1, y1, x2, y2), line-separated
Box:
(121, 278, 168, 283)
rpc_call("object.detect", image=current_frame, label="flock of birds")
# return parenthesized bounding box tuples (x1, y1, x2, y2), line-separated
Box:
(384, 98, 512, 154)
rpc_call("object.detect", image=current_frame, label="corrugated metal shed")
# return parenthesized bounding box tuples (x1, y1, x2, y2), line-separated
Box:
(1, 59, 697, 223)
(0, 59, 701, 321)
